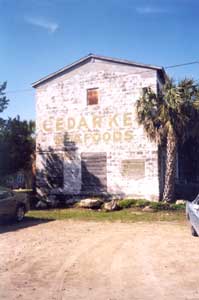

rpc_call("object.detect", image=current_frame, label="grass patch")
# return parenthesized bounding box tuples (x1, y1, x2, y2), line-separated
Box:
(27, 208, 185, 223)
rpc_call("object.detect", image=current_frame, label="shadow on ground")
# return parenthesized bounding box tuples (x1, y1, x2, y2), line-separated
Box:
(0, 217, 54, 234)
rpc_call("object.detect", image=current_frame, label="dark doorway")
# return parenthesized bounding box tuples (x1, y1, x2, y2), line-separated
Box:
(81, 152, 107, 194)
(178, 138, 199, 183)
(176, 138, 199, 200)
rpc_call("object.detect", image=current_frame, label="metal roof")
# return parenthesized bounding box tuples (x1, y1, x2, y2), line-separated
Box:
(32, 53, 166, 88)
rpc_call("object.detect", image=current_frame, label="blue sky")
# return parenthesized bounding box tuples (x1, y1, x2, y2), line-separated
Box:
(1, 0, 199, 120)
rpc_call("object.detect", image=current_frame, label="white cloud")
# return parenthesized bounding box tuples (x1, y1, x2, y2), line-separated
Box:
(136, 6, 168, 14)
(25, 16, 59, 33)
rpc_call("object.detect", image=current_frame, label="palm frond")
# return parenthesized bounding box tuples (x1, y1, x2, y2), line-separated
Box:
(136, 77, 199, 144)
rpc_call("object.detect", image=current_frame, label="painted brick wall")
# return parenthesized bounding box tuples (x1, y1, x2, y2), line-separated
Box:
(35, 58, 161, 200)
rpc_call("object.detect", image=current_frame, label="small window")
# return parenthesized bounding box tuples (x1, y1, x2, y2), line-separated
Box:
(87, 88, 99, 105)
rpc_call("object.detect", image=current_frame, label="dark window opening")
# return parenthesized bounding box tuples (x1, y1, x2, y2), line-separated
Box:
(87, 88, 99, 105)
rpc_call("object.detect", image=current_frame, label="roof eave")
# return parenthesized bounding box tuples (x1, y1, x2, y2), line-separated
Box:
(32, 54, 166, 88)
(32, 54, 92, 88)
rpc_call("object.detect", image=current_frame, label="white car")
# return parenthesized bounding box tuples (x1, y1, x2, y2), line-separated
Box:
(186, 195, 199, 236)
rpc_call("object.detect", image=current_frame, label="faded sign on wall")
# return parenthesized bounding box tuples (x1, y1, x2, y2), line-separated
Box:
(41, 112, 134, 146)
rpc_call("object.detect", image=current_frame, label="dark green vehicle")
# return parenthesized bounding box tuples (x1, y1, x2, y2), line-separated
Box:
(0, 187, 30, 222)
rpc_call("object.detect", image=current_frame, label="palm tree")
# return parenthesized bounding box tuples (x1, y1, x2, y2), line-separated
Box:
(136, 79, 199, 202)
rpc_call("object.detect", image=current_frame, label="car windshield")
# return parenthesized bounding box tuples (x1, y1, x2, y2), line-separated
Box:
(0, 190, 10, 199)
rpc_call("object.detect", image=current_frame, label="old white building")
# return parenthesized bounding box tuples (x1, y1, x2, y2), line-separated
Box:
(33, 54, 167, 200)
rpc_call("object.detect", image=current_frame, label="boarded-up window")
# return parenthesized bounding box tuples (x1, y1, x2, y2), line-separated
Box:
(81, 152, 107, 193)
(87, 88, 99, 105)
(121, 159, 145, 179)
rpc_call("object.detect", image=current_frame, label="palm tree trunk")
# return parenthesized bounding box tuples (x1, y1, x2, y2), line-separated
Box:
(163, 131, 177, 202)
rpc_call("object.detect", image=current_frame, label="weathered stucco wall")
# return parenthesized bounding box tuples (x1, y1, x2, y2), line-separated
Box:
(35, 58, 160, 200)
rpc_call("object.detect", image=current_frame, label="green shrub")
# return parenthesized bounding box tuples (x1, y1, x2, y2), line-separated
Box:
(148, 202, 185, 211)
(118, 199, 150, 209)
(149, 202, 170, 211)
(135, 199, 150, 208)
(118, 199, 137, 209)
(170, 203, 186, 211)
(117, 198, 186, 212)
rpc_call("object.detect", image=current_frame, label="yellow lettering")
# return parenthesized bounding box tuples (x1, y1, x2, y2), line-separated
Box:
(56, 117, 64, 132)
(113, 131, 122, 142)
(92, 115, 102, 128)
(67, 117, 75, 130)
(72, 134, 82, 144)
(103, 132, 111, 142)
(123, 113, 132, 127)
(54, 134, 63, 146)
(109, 114, 119, 128)
(124, 130, 133, 141)
(43, 119, 52, 133)
(64, 134, 70, 143)
(92, 133, 101, 144)
(84, 133, 91, 144)
(78, 117, 88, 129)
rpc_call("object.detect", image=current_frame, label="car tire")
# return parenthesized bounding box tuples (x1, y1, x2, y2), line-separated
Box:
(191, 225, 198, 237)
(15, 205, 25, 222)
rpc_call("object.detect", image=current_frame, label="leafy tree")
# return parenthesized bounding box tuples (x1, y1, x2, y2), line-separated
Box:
(0, 82, 9, 113)
(136, 79, 199, 202)
(0, 82, 9, 129)
(0, 116, 35, 177)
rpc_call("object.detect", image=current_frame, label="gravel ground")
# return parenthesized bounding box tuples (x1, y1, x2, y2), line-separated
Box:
(0, 219, 199, 300)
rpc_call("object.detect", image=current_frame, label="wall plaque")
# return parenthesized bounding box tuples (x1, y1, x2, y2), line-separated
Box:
(121, 159, 145, 179)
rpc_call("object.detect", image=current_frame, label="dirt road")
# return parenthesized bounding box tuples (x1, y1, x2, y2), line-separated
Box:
(0, 219, 199, 300)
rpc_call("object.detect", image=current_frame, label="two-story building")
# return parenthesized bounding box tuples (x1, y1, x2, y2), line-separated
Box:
(33, 54, 167, 200)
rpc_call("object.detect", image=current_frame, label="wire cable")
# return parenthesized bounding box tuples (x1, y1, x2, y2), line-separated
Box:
(4, 60, 199, 95)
